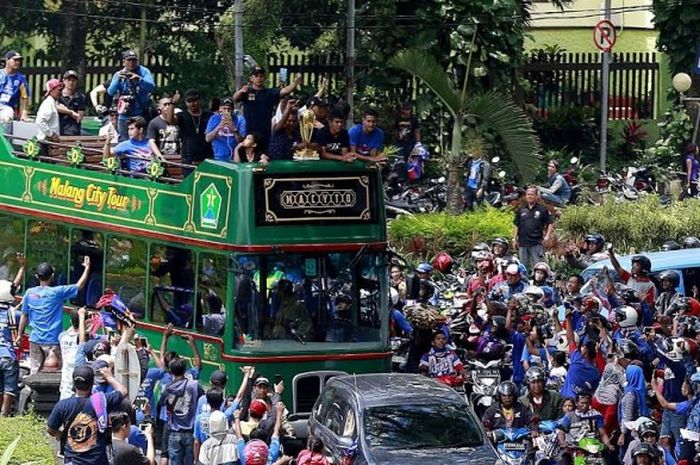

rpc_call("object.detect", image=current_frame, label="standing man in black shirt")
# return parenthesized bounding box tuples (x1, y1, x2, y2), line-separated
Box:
(233, 66, 302, 152)
(513, 186, 554, 270)
(178, 89, 212, 168)
(394, 103, 421, 161)
(57, 70, 88, 136)
(315, 111, 354, 163)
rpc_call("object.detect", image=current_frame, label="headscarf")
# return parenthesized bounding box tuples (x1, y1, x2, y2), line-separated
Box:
(621, 364, 648, 420)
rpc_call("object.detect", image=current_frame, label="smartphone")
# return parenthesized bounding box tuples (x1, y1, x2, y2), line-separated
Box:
(644, 326, 654, 334)
(279, 67, 288, 83)
(138, 422, 149, 431)
(140, 337, 148, 348)
(274, 374, 283, 384)
(133, 396, 148, 410)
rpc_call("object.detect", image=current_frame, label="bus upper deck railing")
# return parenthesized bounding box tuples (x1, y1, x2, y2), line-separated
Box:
(6, 134, 197, 184)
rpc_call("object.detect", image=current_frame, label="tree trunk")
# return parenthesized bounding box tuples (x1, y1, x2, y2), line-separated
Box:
(60, 0, 88, 78)
(446, 119, 464, 214)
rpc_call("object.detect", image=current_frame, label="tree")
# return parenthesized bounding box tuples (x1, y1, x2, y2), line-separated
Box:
(653, 0, 700, 95)
(390, 48, 540, 213)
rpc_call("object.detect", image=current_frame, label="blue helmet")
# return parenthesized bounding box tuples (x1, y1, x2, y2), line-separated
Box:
(415, 263, 433, 274)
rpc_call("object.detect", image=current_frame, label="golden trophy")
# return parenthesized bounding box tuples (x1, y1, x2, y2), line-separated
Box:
(293, 109, 320, 161)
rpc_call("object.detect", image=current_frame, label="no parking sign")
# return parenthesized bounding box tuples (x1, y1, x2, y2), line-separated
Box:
(593, 20, 617, 53)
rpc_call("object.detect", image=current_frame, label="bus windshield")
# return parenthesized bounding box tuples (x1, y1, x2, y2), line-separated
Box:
(233, 251, 388, 353)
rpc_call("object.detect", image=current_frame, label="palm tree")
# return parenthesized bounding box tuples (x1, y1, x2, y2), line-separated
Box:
(390, 47, 541, 214)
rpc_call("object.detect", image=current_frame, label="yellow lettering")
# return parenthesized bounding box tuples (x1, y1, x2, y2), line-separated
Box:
(106, 187, 129, 211)
(48, 177, 85, 208)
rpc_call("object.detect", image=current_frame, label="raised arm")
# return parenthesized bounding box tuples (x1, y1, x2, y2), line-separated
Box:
(608, 246, 623, 275)
(101, 367, 128, 397)
(90, 83, 107, 109)
(160, 323, 173, 365)
(78, 306, 88, 344)
(280, 75, 302, 98)
(12, 253, 25, 289)
(184, 334, 202, 371)
(75, 256, 91, 290)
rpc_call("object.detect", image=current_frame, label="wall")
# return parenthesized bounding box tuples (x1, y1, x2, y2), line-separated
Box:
(525, 28, 658, 52)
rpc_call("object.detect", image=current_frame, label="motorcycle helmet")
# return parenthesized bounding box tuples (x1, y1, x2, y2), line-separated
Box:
(615, 338, 640, 360)
(497, 380, 518, 397)
(631, 443, 657, 461)
(615, 284, 640, 304)
(432, 252, 454, 274)
(524, 285, 545, 303)
(471, 242, 491, 259)
(525, 366, 546, 384)
(418, 279, 435, 300)
(683, 236, 700, 249)
(574, 385, 593, 400)
(491, 237, 510, 254)
(690, 371, 700, 395)
(532, 262, 551, 279)
(584, 233, 605, 246)
(616, 306, 639, 328)
(415, 263, 433, 274)
(658, 270, 680, 288)
(637, 418, 659, 439)
(661, 240, 681, 251)
(631, 255, 652, 274)
(555, 330, 579, 352)
(475, 254, 495, 273)
(582, 296, 602, 312)
(0, 279, 16, 304)
(669, 297, 700, 317)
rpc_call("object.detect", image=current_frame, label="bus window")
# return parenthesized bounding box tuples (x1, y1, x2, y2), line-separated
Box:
(233, 255, 261, 341)
(0, 213, 25, 285)
(197, 253, 228, 336)
(235, 252, 387, 352)
(26, 221, 69, 287)
(105, 236, 148, 319)
(70, 230, 104, 307)
(150, 245, 195, 329)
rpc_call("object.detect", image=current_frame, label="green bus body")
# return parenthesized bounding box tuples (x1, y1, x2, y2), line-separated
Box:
(0, 133, 391, 410)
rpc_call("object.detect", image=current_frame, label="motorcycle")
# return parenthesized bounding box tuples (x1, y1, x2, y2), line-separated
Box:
(490, 427, 533, 465)
(466, 358, 502, 417)
(565, 437, 607, 465)
(533, 420, 559, 465)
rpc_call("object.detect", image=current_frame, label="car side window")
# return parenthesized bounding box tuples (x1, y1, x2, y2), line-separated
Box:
(314, 387, 336, 423)
(326, 396, 353, 437)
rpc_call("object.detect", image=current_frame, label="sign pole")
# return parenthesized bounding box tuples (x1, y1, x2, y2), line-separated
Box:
(598, 0, 612, 171)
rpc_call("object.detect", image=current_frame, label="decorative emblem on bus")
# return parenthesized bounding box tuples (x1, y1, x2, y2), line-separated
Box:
(66, 143, 85, 166)
(23, 137, 40, 159)
(200, 183, 222, 229)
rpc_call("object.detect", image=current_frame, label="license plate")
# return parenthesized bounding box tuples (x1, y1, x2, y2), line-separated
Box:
(478, 369, 500, 377)
(504, 442, 526, 452)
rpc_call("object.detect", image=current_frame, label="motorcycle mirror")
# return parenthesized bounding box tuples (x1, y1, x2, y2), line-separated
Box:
(570, 156, 579, 165)
(491, 156, 500, 164)
(498, 170, 506, 178)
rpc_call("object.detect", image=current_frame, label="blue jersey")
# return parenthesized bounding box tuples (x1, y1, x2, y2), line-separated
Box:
(21, 284, 78, 345)
(113, 138, 154, 173)
(107, 65, 155, 118)
(0, 70, 30, 109)
(348, 124, 384, 157)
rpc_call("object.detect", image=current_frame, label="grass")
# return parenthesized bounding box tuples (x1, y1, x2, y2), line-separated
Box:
(0, 413, 56, 465)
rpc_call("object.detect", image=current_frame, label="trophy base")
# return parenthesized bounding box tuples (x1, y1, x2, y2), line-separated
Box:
(293, 149, 320, 161)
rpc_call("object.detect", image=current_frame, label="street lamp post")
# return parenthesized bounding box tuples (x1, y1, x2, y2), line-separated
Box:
(673, 72, 700, 144)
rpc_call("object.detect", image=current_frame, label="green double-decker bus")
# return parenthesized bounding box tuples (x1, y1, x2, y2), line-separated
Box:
(0, 132, 390, 414)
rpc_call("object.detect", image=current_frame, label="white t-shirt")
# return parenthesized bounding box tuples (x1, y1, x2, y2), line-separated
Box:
(36, 95, 60, 141)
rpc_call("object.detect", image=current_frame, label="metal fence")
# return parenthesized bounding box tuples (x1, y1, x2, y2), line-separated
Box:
(522, 51, 659, 120)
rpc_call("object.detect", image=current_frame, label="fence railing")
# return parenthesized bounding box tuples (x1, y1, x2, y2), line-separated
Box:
(522, 51, 658, 120)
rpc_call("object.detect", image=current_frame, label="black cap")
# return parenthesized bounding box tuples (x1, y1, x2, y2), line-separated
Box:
(73, 365, 95, 389)
(221, 97, 234, 106)
(36, 262, 54, 280)
(308, 97, 328, 108)
(4, 51, 21, 60)
(254, 377, 270, 387)
(184, 89, 201, 100)
(210, 370, 228, 385)
(63, 70, 79, 80)
(250, 66, 265, 76)
(122, 50, 138, 60)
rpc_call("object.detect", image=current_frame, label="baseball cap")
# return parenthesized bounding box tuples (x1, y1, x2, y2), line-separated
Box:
(73, 365, 95, 388)
(62, 70, 79, 80)
(210, 370, 228, 386)
(249, 399, 268, 418)
(250, 66, 265, 76)
(122, 50, 138, 60)
(221, 97, 234, 107)
(4, 51, 21, 60)
(254, 377, 270, 387)
(36, 262, 54, 279)
(184, 89, 201, 101)
(44, 79, 62, 96)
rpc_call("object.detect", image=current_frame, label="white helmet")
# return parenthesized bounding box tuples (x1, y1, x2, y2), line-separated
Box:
(617, 306, 638, 328)
(0, 280, 15, 304)
(524, 285, 545, 303)
(555, 330, 579, 352)
(672, 337, 690, 358)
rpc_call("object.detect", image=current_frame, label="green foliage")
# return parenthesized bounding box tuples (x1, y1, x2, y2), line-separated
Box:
(532, 106, 600, 162)
(0, 414, 55, 465)
(638, 106, 693, 174)
(389, 209, 515, 259)
(652, 0, 700, 81)
(558, 195, 700, 253)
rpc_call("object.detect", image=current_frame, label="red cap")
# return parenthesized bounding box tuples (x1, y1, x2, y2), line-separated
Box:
(249, 399, 268, 418)
(44, 78, 62, 96)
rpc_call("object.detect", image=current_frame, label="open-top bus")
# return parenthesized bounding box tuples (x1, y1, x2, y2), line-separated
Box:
(0, 131, 390, 415)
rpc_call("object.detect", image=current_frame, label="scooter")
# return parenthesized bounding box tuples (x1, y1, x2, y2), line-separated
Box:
(490, 427, 532, 465)
(466, 358, 502, 417)
(533, 420, 559, 465)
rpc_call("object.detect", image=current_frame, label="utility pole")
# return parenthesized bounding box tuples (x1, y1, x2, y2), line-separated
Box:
(345, 0, 355, 129)
(598, 0, 612, 171)
(234, 0, 244, 90)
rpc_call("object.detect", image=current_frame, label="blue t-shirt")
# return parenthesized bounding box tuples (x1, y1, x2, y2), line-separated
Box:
(561, 349, 601, 398)
(47, 392, 124, 465)
(0, 70, 31, 109)
(0, 306, 18, 360)
(107, 65, 155, 118)
(128, 425, 148, 453)
(21, 284, 78, 345)
(113, 138, 154, 173)
(348, 124, 384, 157)
(206, 112, 247, 161)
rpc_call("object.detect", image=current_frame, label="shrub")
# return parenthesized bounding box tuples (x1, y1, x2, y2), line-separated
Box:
(558, 195, 700, 252)
(388, 208, 515, 260)
(0, 414, 55, 465)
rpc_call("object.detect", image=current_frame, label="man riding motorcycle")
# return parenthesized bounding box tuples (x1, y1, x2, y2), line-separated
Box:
(565, 233, 608, 270)
(483, 381, 535, 432)
(519, 366, 563, 421)
(557, 390, 615, 464)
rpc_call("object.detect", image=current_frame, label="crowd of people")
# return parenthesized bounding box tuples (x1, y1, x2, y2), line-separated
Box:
(1, 49, 428, 177)
(388, 213, 700, 465)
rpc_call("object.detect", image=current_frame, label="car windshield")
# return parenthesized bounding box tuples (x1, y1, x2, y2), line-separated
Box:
(364, 403, 483, 450)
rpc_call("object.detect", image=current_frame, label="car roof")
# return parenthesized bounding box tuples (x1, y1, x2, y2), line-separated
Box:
(583, 249, 700, 278)
(327, 373, 466, 407)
